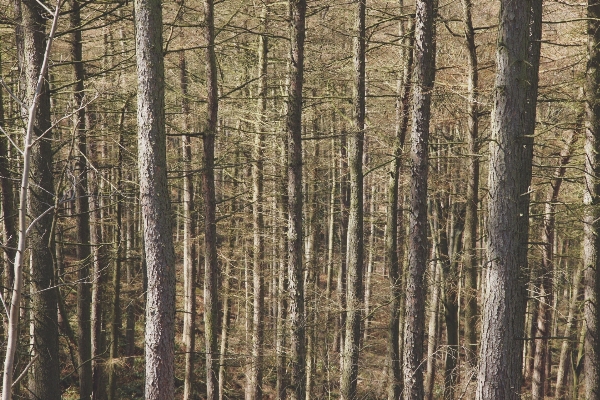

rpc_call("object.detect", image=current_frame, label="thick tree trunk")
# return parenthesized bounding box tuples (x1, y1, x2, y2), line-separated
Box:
(340, 0, 365, 397)
(20, 1, 60, 398)
(134, 0, 176, 398)
(403, 0, 436, 398)
(585, 0, 600, 397)
(476, 0, 540, 397)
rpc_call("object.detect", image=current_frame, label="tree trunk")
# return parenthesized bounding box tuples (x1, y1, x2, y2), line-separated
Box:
(134, 0, 176, 397)
(585, 0, 600, 397)
(403, 0, 436, 398)
(70, 1, 93, 397)
(476, 0, 540, 397)
(387, 11, 413, 399)
(460, 0, 480, 369)
(340, 0, 365, 397)
(179, 48, 197, 400)
(249, 5, 267, 397)
(532, 131, 575, 399)
(555, 261, 583, 399)
(203, 0, 220, 397)
(19, 1, 60, 398)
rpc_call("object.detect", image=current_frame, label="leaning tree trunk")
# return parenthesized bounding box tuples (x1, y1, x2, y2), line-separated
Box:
(340, 0, 365, 397)
(585, 0, 600, 397)
(476, 0, 541, 398)
(403, 0, 436, 398)
(135, 0, 177, 398)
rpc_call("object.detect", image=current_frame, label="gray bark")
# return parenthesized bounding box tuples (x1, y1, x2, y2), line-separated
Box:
(476, 0, 540, 397)
(134, 0, 176, 397)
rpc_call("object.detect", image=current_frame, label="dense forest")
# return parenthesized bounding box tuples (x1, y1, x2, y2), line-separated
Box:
(0, 0, 596, 399)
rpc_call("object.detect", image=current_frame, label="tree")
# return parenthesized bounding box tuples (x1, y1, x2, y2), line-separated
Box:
(134, 0, 176, 398)
(287, 0, 307, 398)
(584, 0, 600, 397)
(340, 0, 365, 397)
(476, 0, 541, 397)
(402, 0, 436, 398)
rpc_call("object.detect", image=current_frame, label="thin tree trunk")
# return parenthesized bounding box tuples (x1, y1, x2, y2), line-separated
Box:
(203, 0, 220, 397)
(387, 11, 413, 399)
(585, 0, 600, 397)
(249, 5, 268, 397)
(135, 0, 176, 397)
(108, 107, 125, 400)
(555, 262, 583, 399)
(403, 0, 436, 398)
(424, 254, 441, 400)
(532, 131, 575, 399)
(286, 0, 307, 398)
(179, 48, 197, 400)
(340, 0, 365, 397)
(460, 0, 479, 370)
(70, 1, 92, 396)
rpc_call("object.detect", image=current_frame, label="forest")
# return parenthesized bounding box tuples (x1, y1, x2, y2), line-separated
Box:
(0, 0, 596, 399)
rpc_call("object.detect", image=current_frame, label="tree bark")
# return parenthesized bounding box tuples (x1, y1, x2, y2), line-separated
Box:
(134, 0, 176, 397)
(461, 0, 480, 369)
(340, 0, 365, 397)
(403, 0, 436, 398)
(476, 0, 540, 397)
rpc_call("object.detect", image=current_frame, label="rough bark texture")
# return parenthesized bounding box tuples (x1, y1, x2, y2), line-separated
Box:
(402, 0, 436, 398)
(22, 1, 60, 398)
(461, 0, 480, 368)
(203, 0, 220, 397)
(340, 0, 365, 398)
(585, 0, 600, 397)
(134, 0, 176, 398)
(475, 0, 538, 398)
(287, 0, 307, 399)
